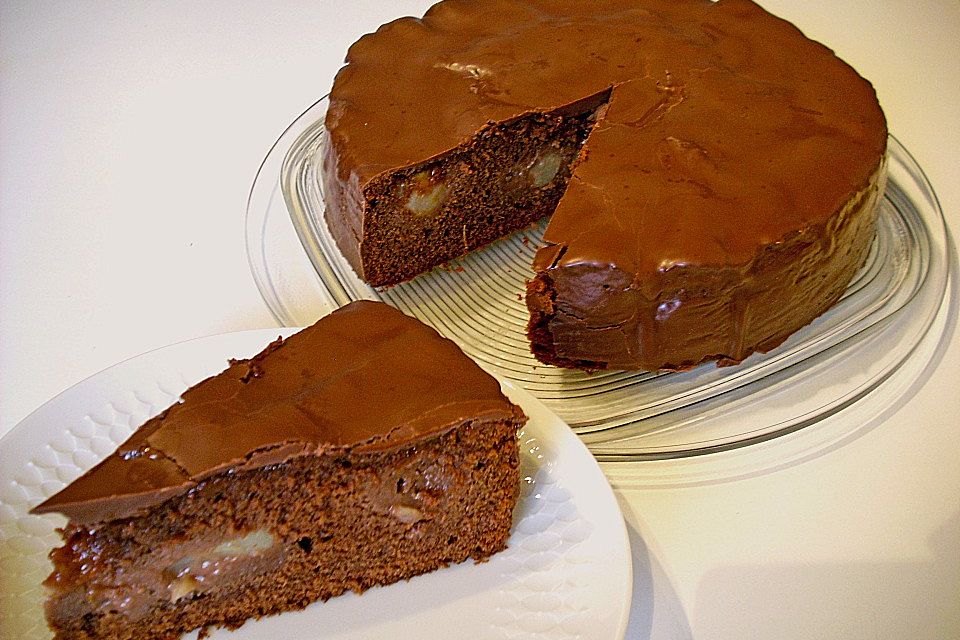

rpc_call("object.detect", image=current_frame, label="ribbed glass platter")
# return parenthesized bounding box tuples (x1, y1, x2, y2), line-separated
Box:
(246, 96, 949, 460)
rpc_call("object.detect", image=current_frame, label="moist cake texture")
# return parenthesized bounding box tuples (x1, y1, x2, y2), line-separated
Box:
(322, 0, 888, 370)
(32, 301, 525, 640)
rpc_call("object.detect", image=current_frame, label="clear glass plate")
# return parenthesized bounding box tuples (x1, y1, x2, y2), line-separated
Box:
(246, 96, 950, 461)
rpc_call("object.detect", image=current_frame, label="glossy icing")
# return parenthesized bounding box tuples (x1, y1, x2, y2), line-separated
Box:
(33, 301, 520, 524)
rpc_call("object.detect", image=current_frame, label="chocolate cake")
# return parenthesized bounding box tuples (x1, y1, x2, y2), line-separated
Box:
(322, 0, 888, 370)
(32, 301, 526, 640)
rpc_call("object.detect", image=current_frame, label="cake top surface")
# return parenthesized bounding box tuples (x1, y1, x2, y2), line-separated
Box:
(34, 301, 519, 524)
(325, 0, 886, 273)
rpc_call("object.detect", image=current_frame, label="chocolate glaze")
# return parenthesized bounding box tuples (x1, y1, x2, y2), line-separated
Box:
(323, 0, 887, 369)
(32, 301, 520, 524)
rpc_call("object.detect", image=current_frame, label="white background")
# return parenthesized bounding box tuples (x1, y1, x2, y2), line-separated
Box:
(1, 1, 958, 638)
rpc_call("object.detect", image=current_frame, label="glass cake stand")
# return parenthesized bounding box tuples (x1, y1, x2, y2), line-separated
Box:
(245, 96, 950, 462)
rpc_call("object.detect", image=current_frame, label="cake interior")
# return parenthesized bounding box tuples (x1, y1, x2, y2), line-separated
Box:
(43, 417, 519, 640)
(353, 94, 608, 287)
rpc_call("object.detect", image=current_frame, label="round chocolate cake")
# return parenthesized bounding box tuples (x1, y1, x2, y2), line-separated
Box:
(322, 0, 887, 370)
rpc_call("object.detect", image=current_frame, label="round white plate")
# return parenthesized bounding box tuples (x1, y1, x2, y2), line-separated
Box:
(0, 329, 631, 640)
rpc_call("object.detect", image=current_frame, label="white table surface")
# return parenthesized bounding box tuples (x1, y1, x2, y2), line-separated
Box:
(1, 1, 957, 638)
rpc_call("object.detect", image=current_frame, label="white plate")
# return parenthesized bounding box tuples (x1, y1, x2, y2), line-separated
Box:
(0, 329, 631, 640)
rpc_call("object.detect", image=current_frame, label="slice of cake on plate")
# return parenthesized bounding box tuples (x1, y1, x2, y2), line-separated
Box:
(32, 300, 526, 640)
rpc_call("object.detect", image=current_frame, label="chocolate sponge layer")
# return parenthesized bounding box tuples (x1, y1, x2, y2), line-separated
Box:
(43, 417, 520, 640)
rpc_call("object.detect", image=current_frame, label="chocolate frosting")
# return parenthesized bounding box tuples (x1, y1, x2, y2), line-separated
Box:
(323, 0, 887, 369)
(33, 301, 520, 524)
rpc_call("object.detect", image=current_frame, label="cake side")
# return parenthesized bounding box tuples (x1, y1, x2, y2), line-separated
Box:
(525, 43, 888, 370)
(42, 414, 522, 640)
(527, 156, 887, 370)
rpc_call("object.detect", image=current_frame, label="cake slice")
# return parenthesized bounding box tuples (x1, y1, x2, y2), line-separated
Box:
(31, 301, 526, 640)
